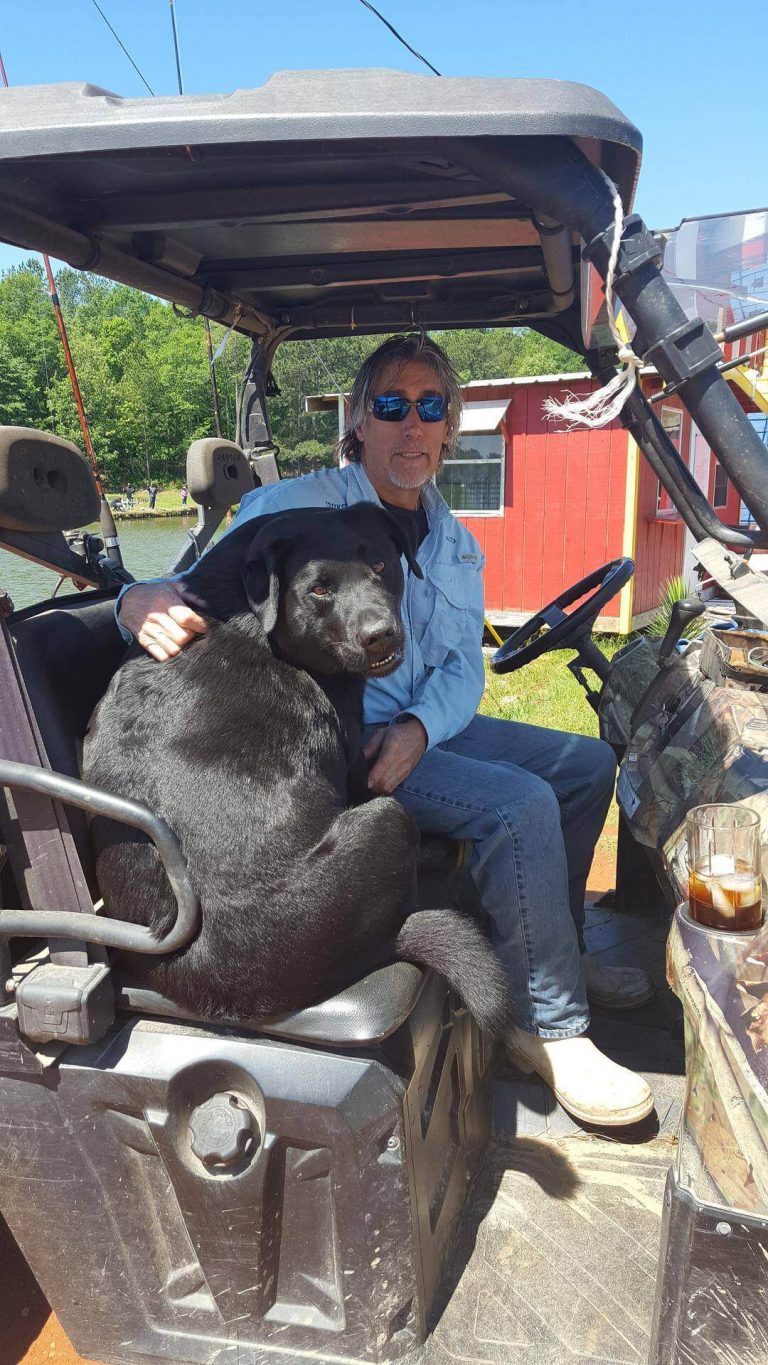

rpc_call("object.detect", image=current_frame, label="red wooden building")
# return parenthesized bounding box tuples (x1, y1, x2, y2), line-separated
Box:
(308, 345, 767, 633)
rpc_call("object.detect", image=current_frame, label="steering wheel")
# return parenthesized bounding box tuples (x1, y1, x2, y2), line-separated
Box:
(492, 558, 635, 674)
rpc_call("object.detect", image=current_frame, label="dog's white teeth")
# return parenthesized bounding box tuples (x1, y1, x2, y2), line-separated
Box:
(370, 650, 399, 670)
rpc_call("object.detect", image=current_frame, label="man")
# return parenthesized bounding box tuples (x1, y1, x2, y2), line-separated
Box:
(117, 333, 654, 1127)
(148, 482, 158, 510)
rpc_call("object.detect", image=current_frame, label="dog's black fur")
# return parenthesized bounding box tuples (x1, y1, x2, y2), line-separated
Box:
(83, 503, 510, 1033)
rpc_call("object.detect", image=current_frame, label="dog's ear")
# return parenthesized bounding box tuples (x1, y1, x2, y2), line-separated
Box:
(241, 523, 290, 635)
(372, 507, 424, 580)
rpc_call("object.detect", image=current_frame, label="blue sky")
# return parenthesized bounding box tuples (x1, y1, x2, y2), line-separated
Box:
(0, 0, 765, 276)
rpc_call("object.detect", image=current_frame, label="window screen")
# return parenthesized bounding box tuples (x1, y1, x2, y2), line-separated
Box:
(437, 433, 504, 513)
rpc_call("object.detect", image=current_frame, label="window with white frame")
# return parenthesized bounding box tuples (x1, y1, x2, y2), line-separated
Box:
(437, 432, 504, 513)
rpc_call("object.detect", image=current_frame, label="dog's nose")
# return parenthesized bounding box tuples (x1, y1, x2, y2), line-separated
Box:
(358, 617, 396, 651)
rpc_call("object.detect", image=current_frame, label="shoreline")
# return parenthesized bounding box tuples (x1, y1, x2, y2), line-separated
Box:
(111, 507, 195, 521)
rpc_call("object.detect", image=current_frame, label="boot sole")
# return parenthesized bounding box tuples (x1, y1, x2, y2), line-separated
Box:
(506, 1044, 655, 1128)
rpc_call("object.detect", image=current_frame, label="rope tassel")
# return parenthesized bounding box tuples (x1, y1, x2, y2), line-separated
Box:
(544, 170, 643, 430)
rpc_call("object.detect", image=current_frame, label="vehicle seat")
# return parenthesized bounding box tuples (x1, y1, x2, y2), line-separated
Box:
(5, 589, 469, 1046)
(0, 425, 104, 587)
(0, 452, 490, 1365)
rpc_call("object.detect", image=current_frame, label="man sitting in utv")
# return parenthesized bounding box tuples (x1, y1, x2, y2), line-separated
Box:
(118, 333, 654, 1128)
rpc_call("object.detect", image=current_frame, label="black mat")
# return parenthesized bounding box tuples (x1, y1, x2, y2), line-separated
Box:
(418, 1137, 675, 1364)
(408, 905, 686, 1363)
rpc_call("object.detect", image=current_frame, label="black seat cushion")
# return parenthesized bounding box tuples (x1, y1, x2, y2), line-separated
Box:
(117, 960, 426, 1047)
(9, 589, 127, 880)
(10, 589, 127, 773)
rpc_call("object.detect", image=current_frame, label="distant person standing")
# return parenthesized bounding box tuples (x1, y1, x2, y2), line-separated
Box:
(124, 483, 134, 508)
(148, 483, 158, 510)
(180, 485, 189, 509)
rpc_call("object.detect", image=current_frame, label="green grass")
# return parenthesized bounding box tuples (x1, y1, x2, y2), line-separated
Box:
(478, 635, 630, 865)
(110, 488, 194, 518)
(479, 634, 627, 737)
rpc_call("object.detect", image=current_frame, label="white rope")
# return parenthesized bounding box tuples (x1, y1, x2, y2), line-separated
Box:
(544, 170, 644, 429)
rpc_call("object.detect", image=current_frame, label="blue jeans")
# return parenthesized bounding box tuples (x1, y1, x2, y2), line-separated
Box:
(392, 714, 617, 1038)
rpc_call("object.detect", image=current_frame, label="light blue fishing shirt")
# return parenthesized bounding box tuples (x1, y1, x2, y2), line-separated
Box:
(120, 463, 486, 750)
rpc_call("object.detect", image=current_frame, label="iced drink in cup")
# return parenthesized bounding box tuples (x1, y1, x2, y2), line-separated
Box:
(687, 804, 763, 932)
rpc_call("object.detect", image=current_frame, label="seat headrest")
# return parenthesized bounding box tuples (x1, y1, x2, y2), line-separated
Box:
(185, 438, 255, 509)
(0, 427, 100, 532)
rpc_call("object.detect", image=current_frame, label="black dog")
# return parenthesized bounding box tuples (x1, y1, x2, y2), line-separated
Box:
(83, 503, 509, 1033)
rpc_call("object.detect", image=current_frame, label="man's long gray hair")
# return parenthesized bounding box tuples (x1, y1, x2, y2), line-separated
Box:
(338, 334, 463, 465)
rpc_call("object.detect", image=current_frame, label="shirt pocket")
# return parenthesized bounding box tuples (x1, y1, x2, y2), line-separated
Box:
(418, 561, 477, 667)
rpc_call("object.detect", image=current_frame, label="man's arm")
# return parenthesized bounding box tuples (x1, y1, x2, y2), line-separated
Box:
(117, 581, 209, 661)
(366, 563, 486, 794)
(116, 478, 325, 656)
(399, 565, 486, 750)
(364, 718, 428, 795)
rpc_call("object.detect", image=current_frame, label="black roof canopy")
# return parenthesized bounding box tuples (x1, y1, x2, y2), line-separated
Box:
(0, 69, 642, 342)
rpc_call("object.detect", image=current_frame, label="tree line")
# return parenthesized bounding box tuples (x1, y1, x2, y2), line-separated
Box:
(0, 259, 580, 488)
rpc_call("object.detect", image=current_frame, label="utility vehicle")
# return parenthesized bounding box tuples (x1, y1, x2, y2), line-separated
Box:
(0, 70, 767, 1365)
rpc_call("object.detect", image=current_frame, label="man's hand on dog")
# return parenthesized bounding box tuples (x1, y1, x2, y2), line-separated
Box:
(364, 719, 427, 795)
(119, 583, 209, 662)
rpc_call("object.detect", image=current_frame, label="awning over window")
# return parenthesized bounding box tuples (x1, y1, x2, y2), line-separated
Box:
(460, 400, 510, 434)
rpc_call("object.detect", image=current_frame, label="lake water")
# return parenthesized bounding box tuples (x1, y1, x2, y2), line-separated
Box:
(1, 516, 199, 610)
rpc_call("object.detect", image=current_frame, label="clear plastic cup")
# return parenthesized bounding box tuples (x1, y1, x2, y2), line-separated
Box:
(687, 804, 763, 932)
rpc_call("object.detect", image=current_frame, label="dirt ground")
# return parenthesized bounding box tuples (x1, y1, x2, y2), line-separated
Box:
(2, 828, 620, 1365)
(0, 1216, 82, 1365)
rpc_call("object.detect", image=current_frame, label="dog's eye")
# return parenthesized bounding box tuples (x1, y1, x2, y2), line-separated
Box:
(310, 582, 332, 597)
(372, 561, 385, 574)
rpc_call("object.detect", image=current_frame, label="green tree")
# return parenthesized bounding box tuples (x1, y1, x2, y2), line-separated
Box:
(274, 327, 581, 453)
(0, 261, 62, 430)
(0, 253, 583, 483)
(46, 276, 218, 486)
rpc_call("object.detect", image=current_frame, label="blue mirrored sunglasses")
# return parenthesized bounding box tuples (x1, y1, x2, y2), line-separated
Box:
(369, 392, 448, 423)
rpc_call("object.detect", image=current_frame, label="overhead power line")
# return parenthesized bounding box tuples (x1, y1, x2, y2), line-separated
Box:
(89, 0, 155, 96)
(356, 0, 441, 77)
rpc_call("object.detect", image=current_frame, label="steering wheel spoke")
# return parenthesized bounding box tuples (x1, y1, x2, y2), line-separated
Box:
(540, 604, 568, 629)
(491, 557, 635, 674)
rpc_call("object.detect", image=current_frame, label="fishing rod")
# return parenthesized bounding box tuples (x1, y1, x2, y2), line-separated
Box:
(204, 317, 223, 437)
(41, 257, 124, 565)
(169, 0, 224, 440)
(0, 49, 124, 569)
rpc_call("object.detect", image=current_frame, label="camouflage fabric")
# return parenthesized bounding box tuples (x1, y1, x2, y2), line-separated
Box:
(615, 630, 768, 908)
(668, 911, 768, 1218)
(615, 623, 768, 1219)
(597, 635, 660, 747)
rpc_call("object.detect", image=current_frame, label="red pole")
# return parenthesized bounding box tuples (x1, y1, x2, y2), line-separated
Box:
(0, 48, 124, 566)
(42, 260, 100, 483)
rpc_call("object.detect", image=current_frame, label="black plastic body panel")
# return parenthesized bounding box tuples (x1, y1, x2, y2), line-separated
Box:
(650, 1169, 768, 1364)
(0, 72, 641, 339)
(0, 975, 493, 1364)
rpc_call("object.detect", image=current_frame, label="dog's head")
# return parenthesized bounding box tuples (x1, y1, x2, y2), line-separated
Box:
(235, 503, 422, 677)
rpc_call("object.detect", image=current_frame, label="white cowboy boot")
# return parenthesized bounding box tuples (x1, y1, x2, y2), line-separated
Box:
(506, 1028, 654, 1127)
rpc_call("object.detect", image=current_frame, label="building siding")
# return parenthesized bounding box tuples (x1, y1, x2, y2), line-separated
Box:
(460, 379, 630, 621)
